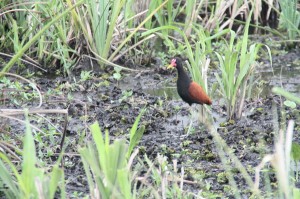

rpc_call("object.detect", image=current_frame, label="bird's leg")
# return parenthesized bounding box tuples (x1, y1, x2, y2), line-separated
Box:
(176, 108, 184, 135)
(181, 119, 184, 135)
(186, 105, 195, 135)
(190, 104, 197, 122)
(179, 105, 192, 138)
(198, 106, 207, 124)
(198, 106, 203, 123)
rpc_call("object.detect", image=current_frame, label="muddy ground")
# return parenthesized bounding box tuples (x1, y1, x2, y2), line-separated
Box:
(1, 45, 300, 198)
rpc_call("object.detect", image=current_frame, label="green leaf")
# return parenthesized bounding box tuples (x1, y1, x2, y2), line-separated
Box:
(284, 100, 297, 109)
(113, 73, 121, 80)
(21, 110, 40, 196)
(126, 108, 146, 158)
(0, 158, 19, 198)
(90, 122, 107, 177)
(127, 125, 145, 159)
(117, 168, 132, 199)
(49, 164, 64, 199)
(291, 142, 300, 161)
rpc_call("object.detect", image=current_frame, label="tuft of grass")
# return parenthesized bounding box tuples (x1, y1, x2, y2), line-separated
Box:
(79, 108, 145, 199)
(108, 0, 169, 63)
(278, 0, 300, 41)
(85, 0, 125, 65)
(79, 122, 133, 199)
(215, 10, 272, 120)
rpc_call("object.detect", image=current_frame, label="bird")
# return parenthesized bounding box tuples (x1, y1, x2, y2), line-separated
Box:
(167, 57, 212, 106)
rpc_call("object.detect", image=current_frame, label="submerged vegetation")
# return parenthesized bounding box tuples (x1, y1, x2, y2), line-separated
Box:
(0, 0, 300, 198)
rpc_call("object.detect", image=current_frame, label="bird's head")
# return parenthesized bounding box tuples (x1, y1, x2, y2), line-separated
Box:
(167, 57, 182, 69)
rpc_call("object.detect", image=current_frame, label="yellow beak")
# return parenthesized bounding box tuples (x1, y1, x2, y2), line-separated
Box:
(167, 64, 174, 69)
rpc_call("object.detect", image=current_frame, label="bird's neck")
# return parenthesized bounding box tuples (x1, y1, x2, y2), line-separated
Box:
(177, 67, 191, 83)
(177, 66, 191, 85)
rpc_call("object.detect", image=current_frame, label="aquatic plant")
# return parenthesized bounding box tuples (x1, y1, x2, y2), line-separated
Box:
(79, 109, 145, 199)
(278, 0, 300, 41)
(215, 11, 272, 120)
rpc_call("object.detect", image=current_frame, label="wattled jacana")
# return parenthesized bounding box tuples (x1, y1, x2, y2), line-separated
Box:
(167, 57, 212, 106)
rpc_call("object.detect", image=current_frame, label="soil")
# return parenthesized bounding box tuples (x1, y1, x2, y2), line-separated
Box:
(1, 44, 300, 198)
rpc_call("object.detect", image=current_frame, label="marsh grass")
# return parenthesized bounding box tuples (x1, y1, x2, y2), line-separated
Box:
(255, 121, 295, 198)
(1, 0, 84, 75)
(79, 107, 146, 199)
(83, 0, 125, 65)
(0, 0, 286, 75)
(278, 0, 300, 41)
(2, 1, 79, 74)
(108, 0, 169, 63)
(1, 0, 168, 73)
(127, 108, 146, 159)
(206, 114, 300, 198)
(215, 11, 272, 120)
(79, 123, 133, 199)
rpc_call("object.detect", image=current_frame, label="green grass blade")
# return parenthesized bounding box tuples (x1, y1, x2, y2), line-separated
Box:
(0, 159, 19, 198)
(127, 125, 145, 159)
(49, 165, 64, 199)
(21, 110, 39, 196)
(117, 168, 132, 199)
(102, 0, 125, 60)
(240, 10, 252, 68)
(79, 146, 108, 199)
(272, 87, 300, 104)
(49, 151, 65, 199)
(127, 108, 146, 158)
(90, 122, 106, 167)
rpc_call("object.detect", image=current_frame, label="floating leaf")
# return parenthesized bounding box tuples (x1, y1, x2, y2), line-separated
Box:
(113, 73, 121, 80)
(284, 100, 296, 109)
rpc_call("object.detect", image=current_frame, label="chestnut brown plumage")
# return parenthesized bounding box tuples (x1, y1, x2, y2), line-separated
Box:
(167, 57, 212, 106)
